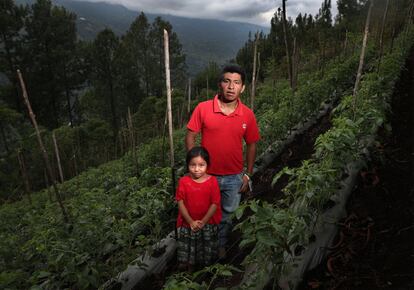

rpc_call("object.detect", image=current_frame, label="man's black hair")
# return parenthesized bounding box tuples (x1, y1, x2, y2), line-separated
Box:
(186, 146, 210, 166)
(219, 65, 246, 85)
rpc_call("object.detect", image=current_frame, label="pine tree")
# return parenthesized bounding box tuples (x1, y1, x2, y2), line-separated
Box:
(0, 0, 27, 111)
(91, 28, 120, 142)
(23, 0, 78, 128)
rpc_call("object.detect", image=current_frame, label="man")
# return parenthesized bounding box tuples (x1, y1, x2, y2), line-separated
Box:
(186, 65, 260, 258)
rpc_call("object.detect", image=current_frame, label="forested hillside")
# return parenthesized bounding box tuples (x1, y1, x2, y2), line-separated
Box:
(15, 0, 269, 73)
(1, 0, 413, 289)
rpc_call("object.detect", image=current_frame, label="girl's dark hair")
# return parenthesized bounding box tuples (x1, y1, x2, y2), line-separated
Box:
(186, 146, 210, 166)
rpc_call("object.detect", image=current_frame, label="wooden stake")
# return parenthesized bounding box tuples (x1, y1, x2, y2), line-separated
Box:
(127, 107, 138, 175)
(44, 168, 53, 202)
(17, 149, 32, 204)
(353, 0, 374, 115)
(282, 0, 293, 89)
(72, 144, 78, 176)
(52, 131, 64, 183)
(206, 75, 209, 100)
(164, 29, 176, 190)
(17, 69, 69, 223)
(251, 34, 258, 110)
(187, 78, 191, 118)
(377, 0, 390, 73)
(292, 37, 298, 91)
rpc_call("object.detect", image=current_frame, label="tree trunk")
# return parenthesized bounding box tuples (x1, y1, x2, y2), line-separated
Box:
(343, 29, 348, 57)
(390, 27, 396, 53)
(17, 69, 70, 223)
(109, 76, 118, 146)
(1, 31, 21, 113)
(164, 29, 176, 191)
(353, 0, 374, 115)
(63, 65, 73, 127)
(0, 121, 9, 154)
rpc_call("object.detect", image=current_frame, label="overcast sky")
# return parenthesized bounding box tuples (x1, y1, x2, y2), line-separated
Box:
(76, 0, 338, 27)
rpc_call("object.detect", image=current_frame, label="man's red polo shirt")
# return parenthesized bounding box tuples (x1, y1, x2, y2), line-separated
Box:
(187, 94, 260, 175)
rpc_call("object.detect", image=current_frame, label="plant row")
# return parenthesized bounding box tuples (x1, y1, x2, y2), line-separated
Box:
(161, 38, 380, 290)
(162, 25, 414, 290)
(0, 129, 188, 289)
(232, 25, 414, 289)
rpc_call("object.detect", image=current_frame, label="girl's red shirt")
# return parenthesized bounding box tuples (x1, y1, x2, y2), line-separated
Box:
(175, 175, 222, 228)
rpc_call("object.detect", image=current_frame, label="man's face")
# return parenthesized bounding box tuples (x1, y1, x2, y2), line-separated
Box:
(219, 72, 245, 103)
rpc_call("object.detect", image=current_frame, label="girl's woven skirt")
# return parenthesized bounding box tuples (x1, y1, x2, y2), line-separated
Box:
(177, 224, 218, 266)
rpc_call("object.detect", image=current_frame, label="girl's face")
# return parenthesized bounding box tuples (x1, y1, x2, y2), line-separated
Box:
(188, 156, 208, 180)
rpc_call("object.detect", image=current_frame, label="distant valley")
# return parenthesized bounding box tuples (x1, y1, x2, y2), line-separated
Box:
(16, 0, 270, 74)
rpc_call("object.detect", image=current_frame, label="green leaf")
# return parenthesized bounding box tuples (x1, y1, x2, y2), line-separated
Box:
(235, 206, 244, 220)
(250, 201, 258, 213)
(256, 230, 276, 247)
(37, 271, 51, 279)
(239, 237, 256, 248)
(219, 270, 232, 277)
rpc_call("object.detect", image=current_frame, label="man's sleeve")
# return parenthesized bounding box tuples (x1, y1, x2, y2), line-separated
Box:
(187, 104, 202, 133)
(244, 113, 260, 144)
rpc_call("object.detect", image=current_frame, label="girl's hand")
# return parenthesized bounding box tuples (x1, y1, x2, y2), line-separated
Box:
(190, 221, 200, 232)
(195, 220, 205, 229)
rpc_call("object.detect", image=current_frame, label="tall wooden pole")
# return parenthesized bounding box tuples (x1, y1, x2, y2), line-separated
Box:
(44, 168, 53, 202)
(206, 75, 209, 100)
(52, 131, 64, 183)
(17, 69, 69, 223)
(377, 0, 390, 73)
(127, 107, 138, 176)
(187, 78, 191, 118)
(282, 0, 293, 89)
(161, 105, 168, 164)
(17, 149, 32, 204)
(164, 29, 175, 191)
(353, 0, 374, 114)
(251, 34, 258, 110)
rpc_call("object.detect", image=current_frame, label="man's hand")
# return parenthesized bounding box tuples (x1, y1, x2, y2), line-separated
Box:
(239, 174, 250, 193)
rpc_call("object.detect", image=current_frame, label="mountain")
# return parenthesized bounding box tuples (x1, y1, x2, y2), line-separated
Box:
(16, 0, 270, 74)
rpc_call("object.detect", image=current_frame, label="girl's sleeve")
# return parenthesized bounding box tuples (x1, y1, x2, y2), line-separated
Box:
(175, 178, 185, 201)
(210, 177, 221, 206)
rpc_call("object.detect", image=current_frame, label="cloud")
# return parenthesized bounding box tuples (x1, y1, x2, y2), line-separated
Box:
(75, 0, 337, 26)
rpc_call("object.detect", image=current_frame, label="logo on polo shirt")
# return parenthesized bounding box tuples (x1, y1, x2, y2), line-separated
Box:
(242, 123, 247, 129)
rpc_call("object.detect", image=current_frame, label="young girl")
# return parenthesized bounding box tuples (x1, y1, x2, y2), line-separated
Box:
(176, 146, 222, 270)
